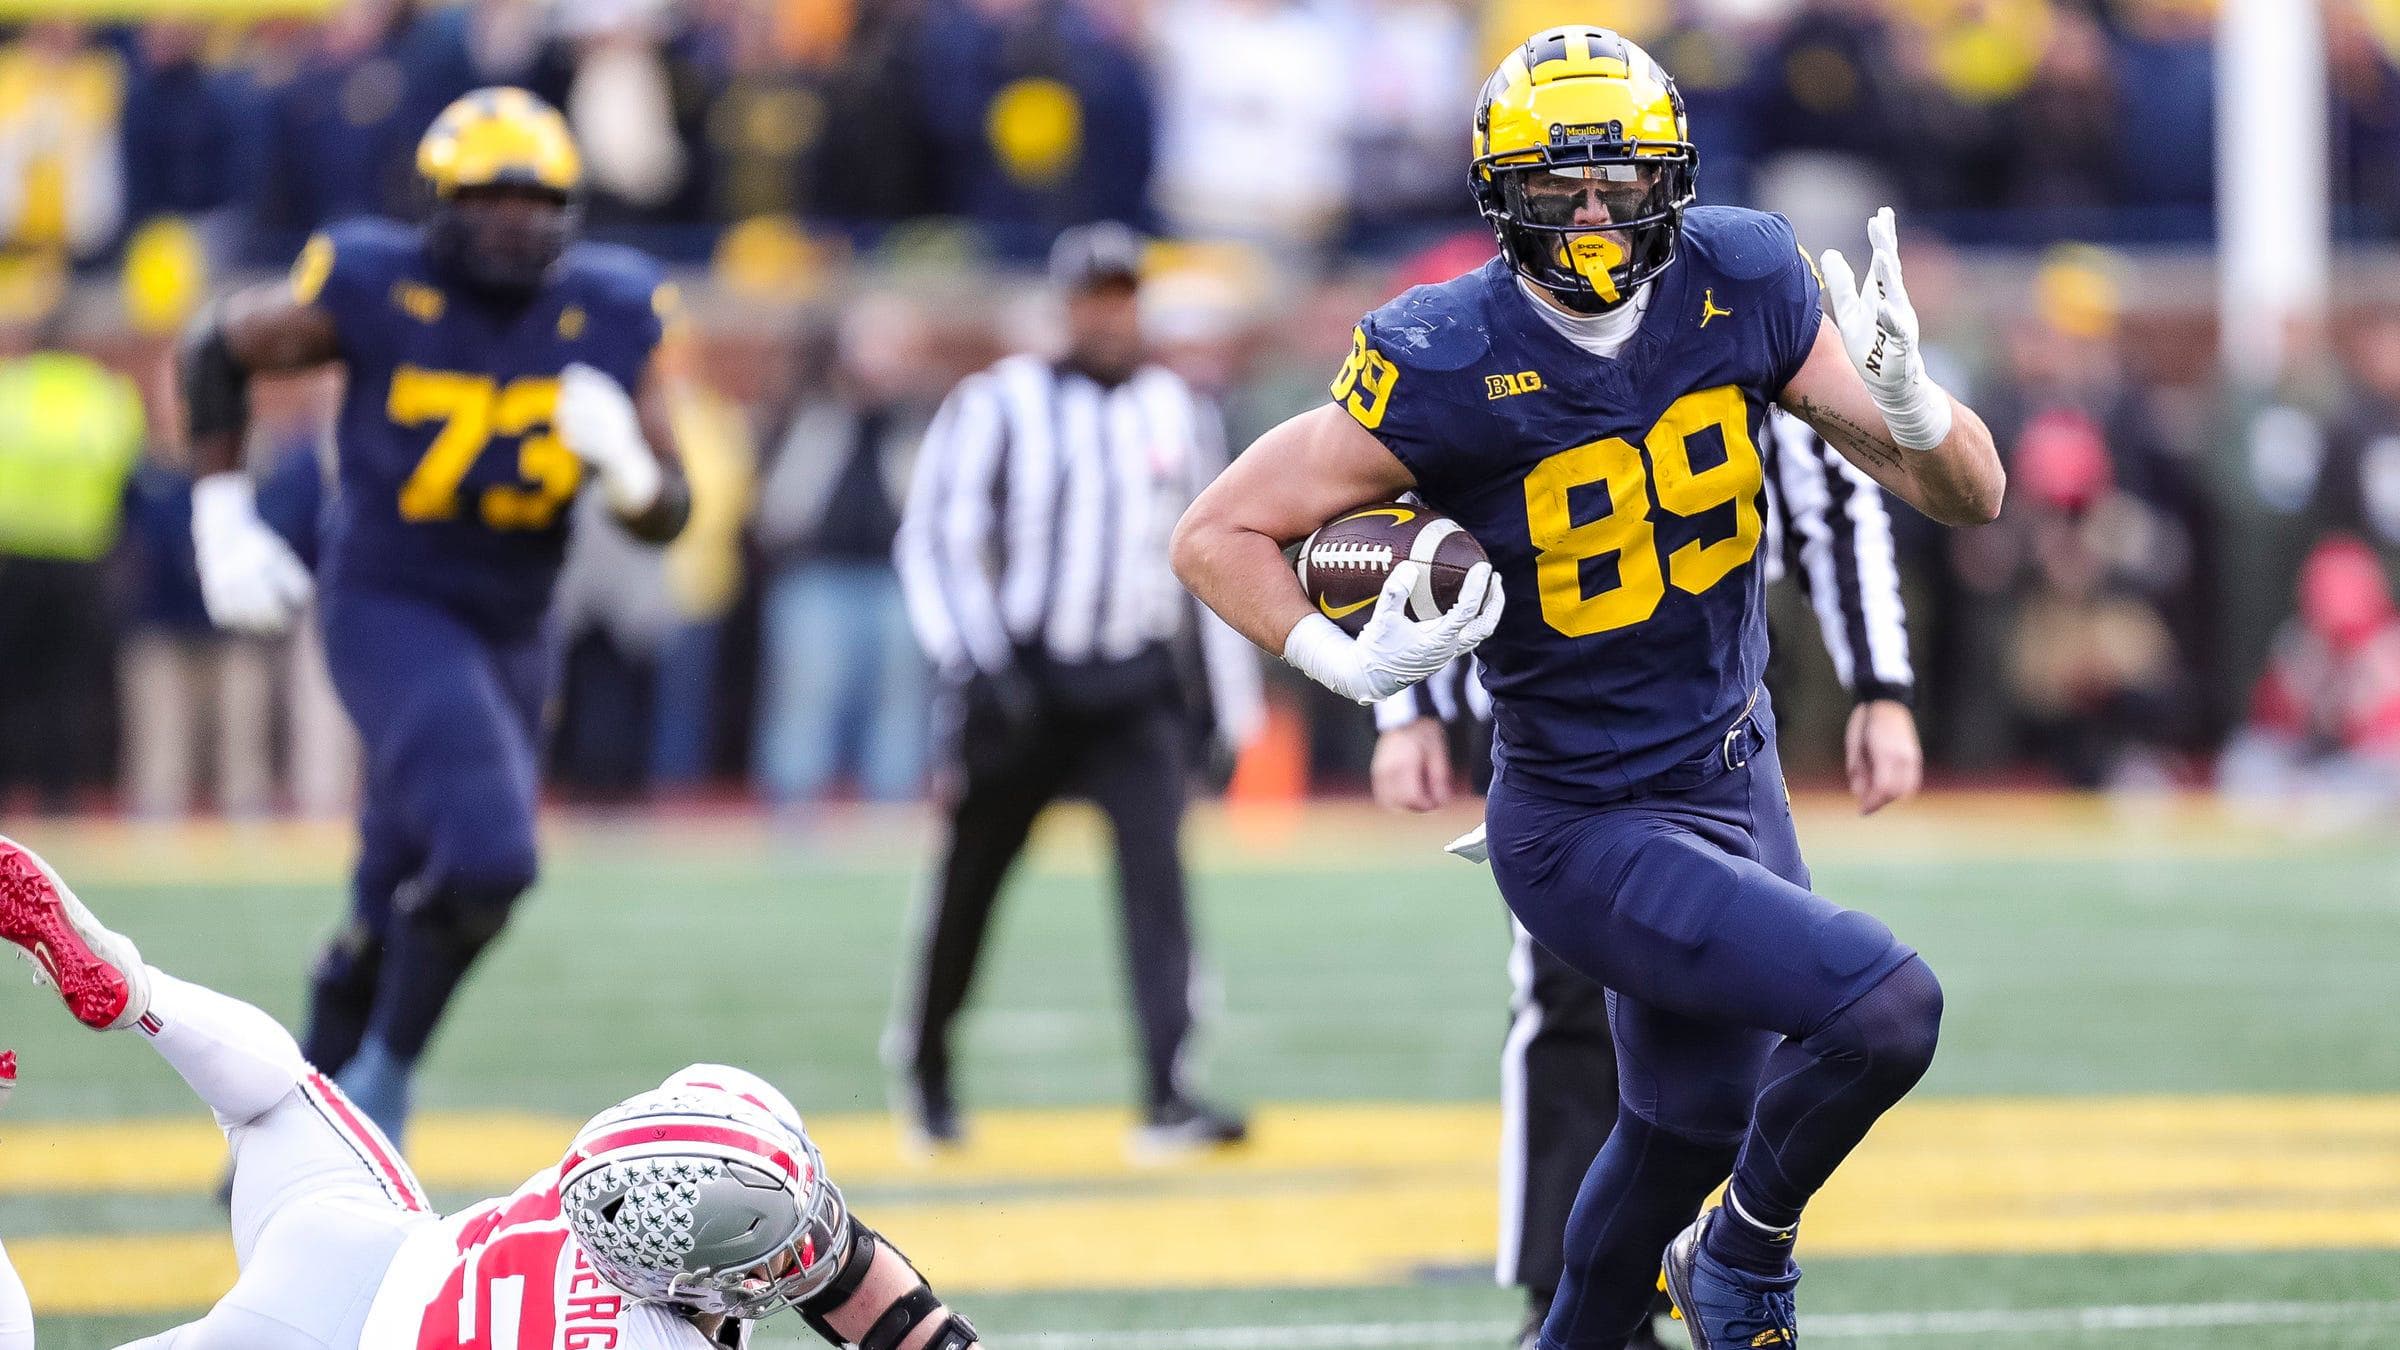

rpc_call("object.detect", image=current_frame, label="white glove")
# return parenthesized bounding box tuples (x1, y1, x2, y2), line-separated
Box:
(192, 472, 313, 636)
(556, 362, 664, 514)
(1444, 822, 1489, 865)
(1283, 560, 1504, 705)
(1819, 207, 1953, 452)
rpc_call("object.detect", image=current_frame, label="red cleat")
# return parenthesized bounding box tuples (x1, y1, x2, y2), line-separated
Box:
(0, 837, 149, 1031)
(0, 1049, 15, 1111)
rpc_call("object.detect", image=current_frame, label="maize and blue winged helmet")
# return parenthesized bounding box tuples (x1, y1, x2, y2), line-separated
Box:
(1472, 26, 1697, 314)
(416, 86, 584, 298)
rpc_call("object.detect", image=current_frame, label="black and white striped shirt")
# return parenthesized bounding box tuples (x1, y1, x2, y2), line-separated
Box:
(896, 354, 1264, 741)
(1376, 408, 1912, 731)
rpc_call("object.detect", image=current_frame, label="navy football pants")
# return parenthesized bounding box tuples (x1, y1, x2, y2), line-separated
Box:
(1488, 719, 1933, 1350)
(305, 587, 548, 1078)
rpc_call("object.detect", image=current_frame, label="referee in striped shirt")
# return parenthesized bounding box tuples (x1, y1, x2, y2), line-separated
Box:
(1372, 409, 1918, 1350)
(890, 223, 1264, 1154)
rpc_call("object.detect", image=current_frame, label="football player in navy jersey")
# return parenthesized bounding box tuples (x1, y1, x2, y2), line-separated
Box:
(174, 88, 690, 1147)
(1174, 27, 2002, 1350)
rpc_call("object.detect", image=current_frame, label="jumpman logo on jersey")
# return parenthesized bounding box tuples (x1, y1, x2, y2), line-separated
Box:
(1700, 289, 1734, 328)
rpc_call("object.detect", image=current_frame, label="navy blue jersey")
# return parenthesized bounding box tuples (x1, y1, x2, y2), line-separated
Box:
(294, 218, 670, 638)
(1335, 207, 1823, 801)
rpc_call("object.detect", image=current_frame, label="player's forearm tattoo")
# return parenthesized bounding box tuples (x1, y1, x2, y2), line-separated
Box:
(1790, 395, 1906, 470)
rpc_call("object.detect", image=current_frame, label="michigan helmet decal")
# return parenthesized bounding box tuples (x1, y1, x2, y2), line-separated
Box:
(1471, 26, 1697, 313)
(416, 86, 583, 199)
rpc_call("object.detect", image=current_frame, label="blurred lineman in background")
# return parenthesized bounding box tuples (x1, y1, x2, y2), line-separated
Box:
(172, 87, 689, 1146)
(1372, 413, 1919, 1350)
(890, 221, 1265, 1156)
(0, 834, 979, 1350)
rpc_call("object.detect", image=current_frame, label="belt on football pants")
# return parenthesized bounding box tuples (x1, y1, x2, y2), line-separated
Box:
(1604, 686, 1765, 802)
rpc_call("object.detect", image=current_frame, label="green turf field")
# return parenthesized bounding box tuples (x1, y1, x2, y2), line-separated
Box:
(5, 796, 2400, 1347)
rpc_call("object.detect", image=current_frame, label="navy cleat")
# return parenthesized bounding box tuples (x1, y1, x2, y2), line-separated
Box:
(1660, 1208, 1800, 1349)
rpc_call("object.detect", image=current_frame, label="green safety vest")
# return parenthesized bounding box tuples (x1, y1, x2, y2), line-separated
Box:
(0, 352, 144, 563)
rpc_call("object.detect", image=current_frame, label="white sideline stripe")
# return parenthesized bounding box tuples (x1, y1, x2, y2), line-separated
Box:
(1008, 1299, 2400, 1348)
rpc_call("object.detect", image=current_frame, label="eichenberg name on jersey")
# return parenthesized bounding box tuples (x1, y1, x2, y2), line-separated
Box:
(564, 1247, 633, 1350)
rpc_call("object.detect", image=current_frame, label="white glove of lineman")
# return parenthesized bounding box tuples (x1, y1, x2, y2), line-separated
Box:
(192, 472, 314, 636)
(1283, 560, 1504, 705)
(1818, 207, 1953, 452)
(556, 362, 664, 515)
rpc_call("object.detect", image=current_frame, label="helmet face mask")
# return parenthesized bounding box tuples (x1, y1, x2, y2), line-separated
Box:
(1472, 27, 1697, 313)
(659, 1163, 850, 1320)
(1504, 163, 1672, 232)
(429, 184, 579, 299)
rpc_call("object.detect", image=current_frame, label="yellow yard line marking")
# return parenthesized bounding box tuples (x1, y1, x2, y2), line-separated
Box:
(15, 1234, 234, 1316)
(16, 1096, 2400, 1315)
(21, 1184, 2400, 1316)
(0, 1103, 1506, 1193)
(12, 1096, 2400, 1195)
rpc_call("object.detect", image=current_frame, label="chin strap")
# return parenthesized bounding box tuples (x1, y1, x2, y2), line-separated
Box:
(794, 1219, 978, 1349)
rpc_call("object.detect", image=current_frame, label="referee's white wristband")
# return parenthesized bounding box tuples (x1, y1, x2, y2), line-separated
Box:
(1374, 685, 1429, 733)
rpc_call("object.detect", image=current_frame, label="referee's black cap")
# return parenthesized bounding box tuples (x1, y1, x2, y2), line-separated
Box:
(1049, 222, 1146, 293)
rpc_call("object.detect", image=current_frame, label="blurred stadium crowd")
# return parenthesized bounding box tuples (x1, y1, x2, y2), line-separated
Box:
(2, 0, 2399, 815)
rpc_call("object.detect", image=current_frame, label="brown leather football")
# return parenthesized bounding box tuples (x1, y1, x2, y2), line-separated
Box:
(1295, 500, 1488, 635)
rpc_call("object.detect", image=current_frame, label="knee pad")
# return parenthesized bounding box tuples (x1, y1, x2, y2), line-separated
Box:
(402, 880, 522, 950)
(1804, 955, 1943, 1093)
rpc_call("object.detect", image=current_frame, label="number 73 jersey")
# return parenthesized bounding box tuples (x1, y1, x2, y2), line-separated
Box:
(1334, 206, 1823, 802)
(293, 219, 672, 638)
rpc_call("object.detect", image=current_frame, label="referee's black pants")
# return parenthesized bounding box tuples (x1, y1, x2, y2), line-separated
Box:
(1501, 919, 1620, 1307)
(895, 653, 1197, 1111)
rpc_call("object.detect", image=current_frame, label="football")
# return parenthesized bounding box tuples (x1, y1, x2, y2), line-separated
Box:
(1295, 501, 1488, 635)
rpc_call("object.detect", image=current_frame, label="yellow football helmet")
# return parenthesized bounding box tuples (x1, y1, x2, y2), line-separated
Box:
(417, 86, 582, 198)
(415, 87, 583, 296)
(1472, 26, 1696, 313)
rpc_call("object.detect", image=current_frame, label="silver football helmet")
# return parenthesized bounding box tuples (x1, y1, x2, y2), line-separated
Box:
(560, 1079, 852, 1319)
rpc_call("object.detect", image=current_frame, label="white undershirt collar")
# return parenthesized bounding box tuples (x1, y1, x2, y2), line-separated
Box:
(1516, 276, 1652, 360)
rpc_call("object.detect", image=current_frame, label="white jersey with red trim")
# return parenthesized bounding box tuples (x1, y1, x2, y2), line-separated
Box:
(358, 1168, 748, 1350)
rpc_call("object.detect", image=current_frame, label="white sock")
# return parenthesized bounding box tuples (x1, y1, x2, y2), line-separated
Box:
(0, 1237, 33, 1350)
(137, 970, 309, 1130)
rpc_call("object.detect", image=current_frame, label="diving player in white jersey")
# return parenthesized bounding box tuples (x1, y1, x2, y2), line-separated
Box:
(0, 837, 977, 1350)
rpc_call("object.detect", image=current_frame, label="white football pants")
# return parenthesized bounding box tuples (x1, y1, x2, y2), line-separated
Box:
(0, 970, 437, 1350)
